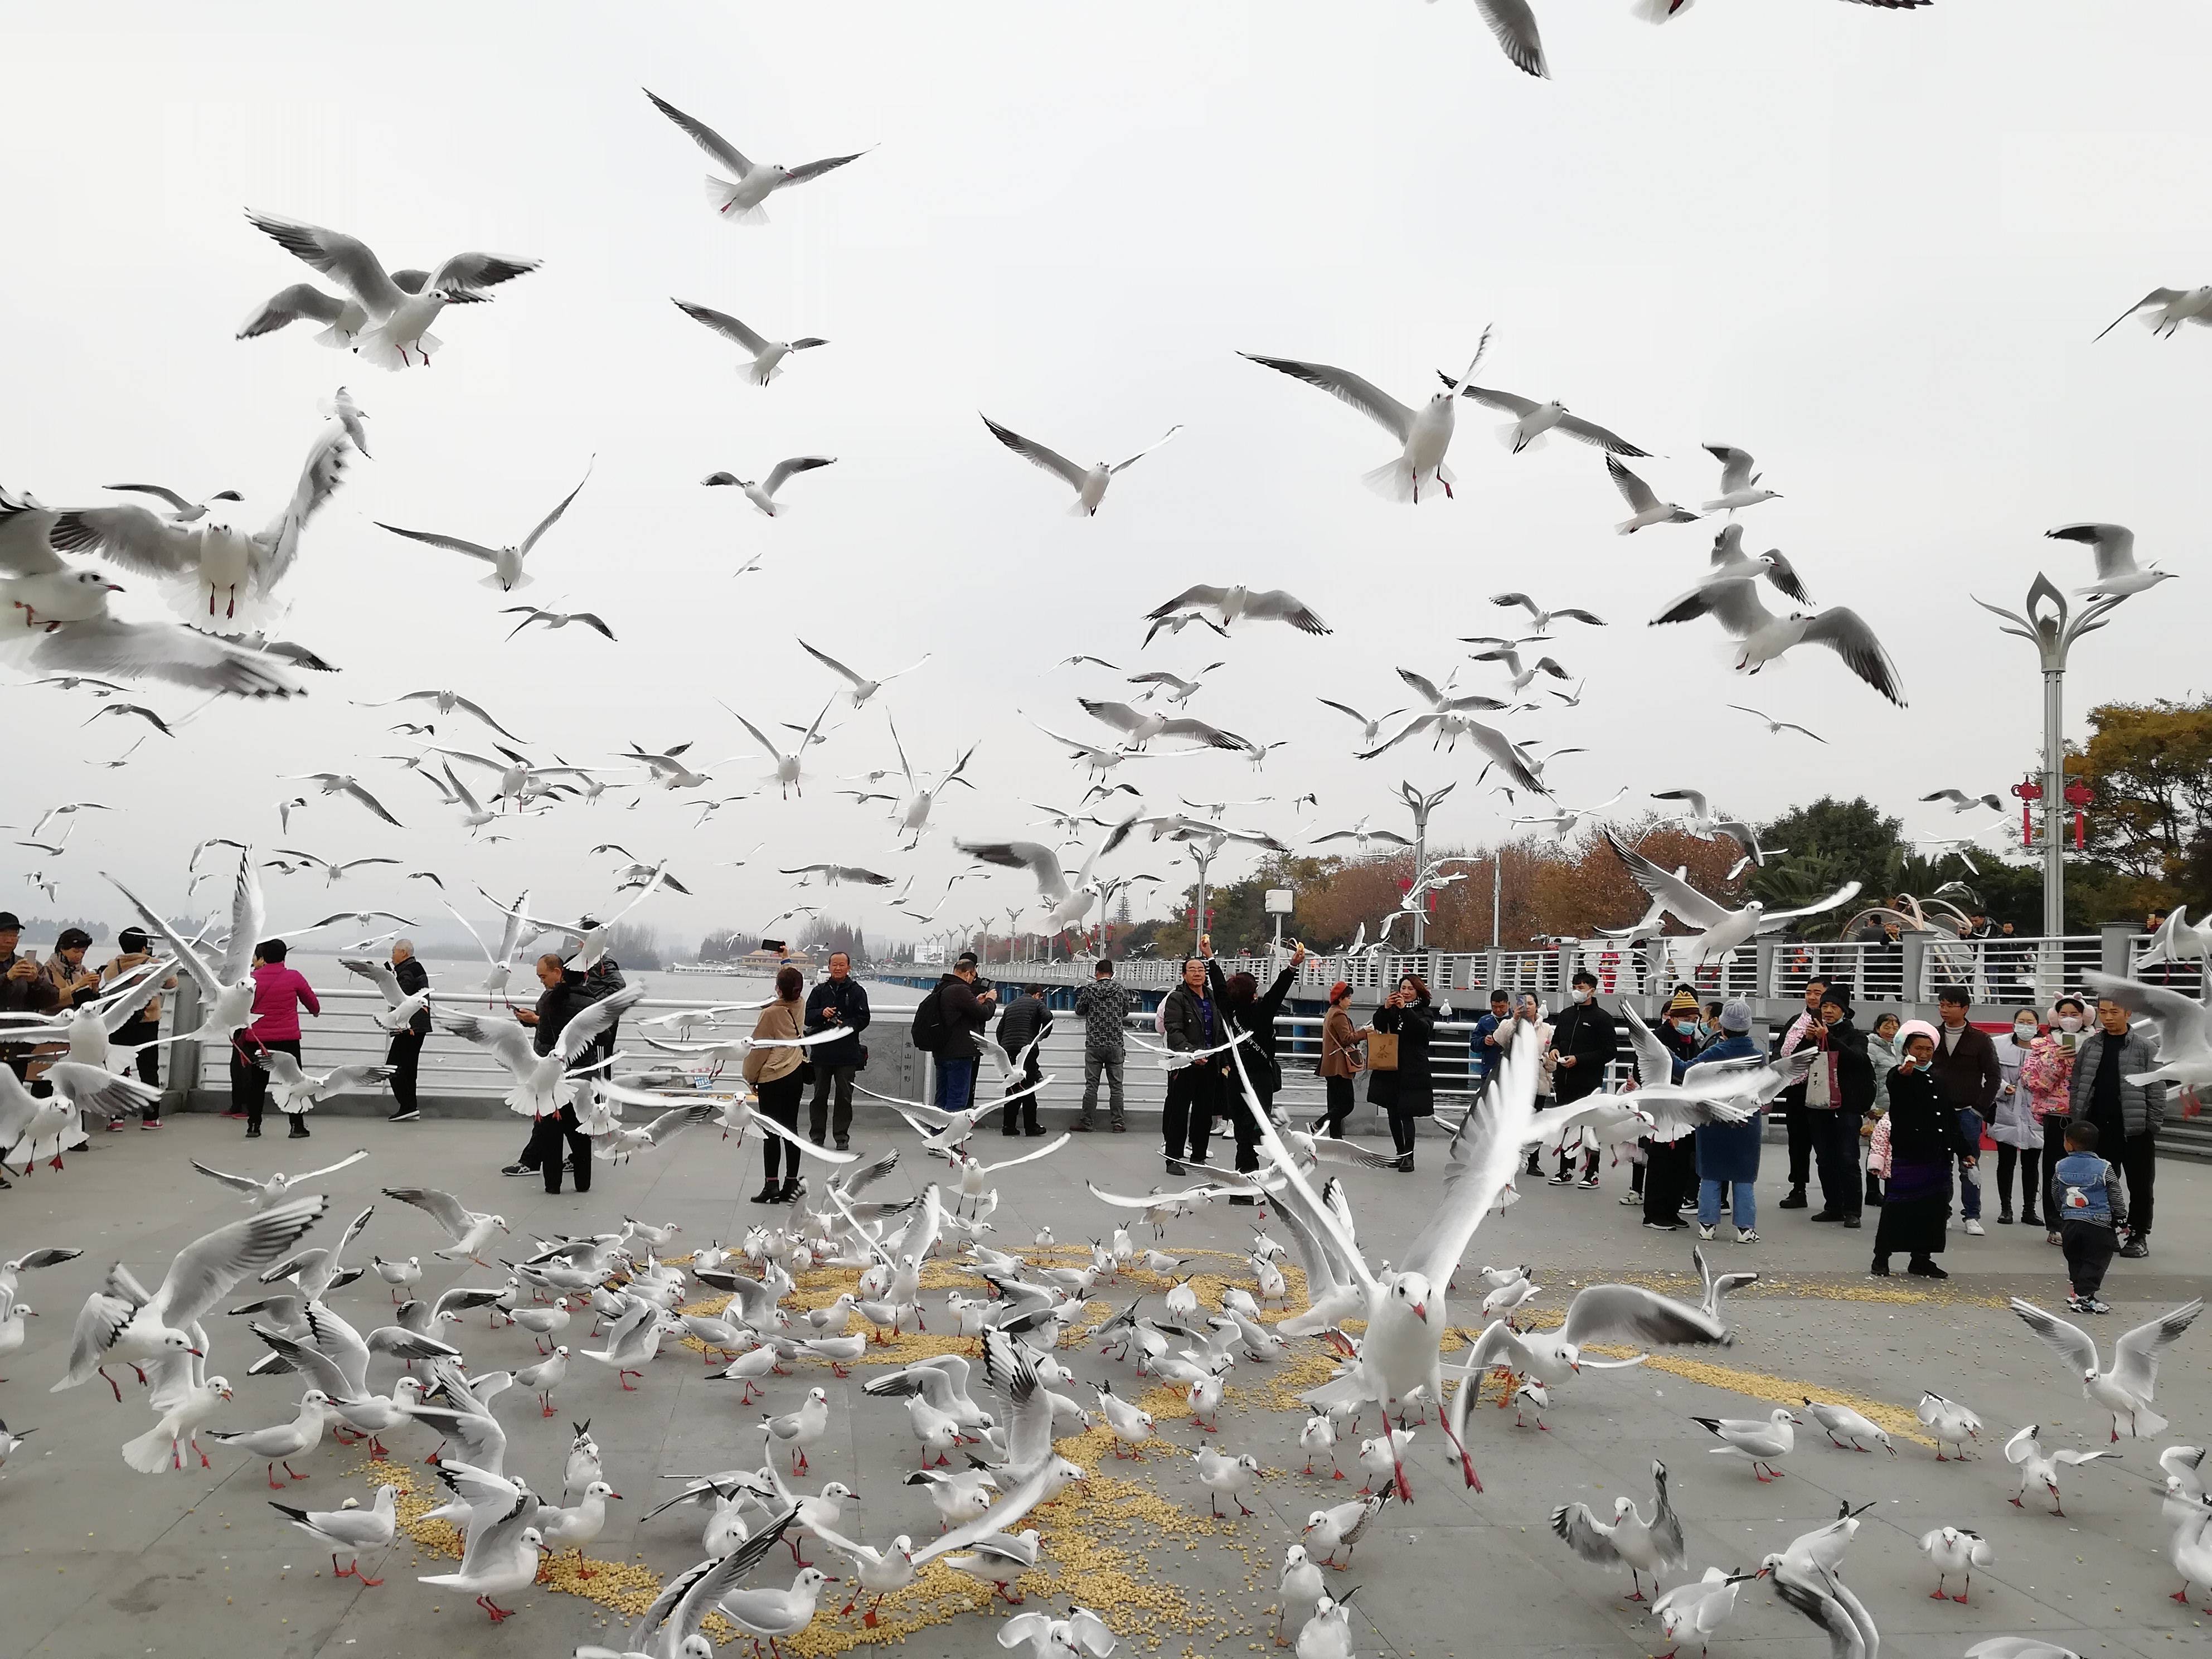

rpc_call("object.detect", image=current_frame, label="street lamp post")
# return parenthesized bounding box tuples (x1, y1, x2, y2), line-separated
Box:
(1395, 779, 1457, 950)
(1188, 842, 1218, 958)
(1973, 574, 2124, 937)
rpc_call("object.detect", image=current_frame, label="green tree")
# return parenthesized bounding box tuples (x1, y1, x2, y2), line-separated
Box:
(2075, 698, 2212, 883)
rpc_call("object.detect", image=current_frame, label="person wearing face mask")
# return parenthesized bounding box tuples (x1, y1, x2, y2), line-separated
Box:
(1518, 993, 1555, 1177)
(1862, 1011, 1902, 1206)
(2065, 995, 2165, 1259)
(1545, 969, 1617, 1189)
(1988, 1006, 2045, 1228)
(1636, 987, 1706, 1229)
(1805, 987, 1874, 1229)
(2020, 997, 2084, 1245)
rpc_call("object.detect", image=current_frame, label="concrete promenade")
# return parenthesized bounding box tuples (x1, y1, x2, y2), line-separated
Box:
(1, 1110, 2206, 1659)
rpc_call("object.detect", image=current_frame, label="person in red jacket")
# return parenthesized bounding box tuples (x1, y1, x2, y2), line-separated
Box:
(231, 938, 321, 1139)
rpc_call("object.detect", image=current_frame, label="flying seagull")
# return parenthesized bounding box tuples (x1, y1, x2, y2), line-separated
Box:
(1434, 371, 1648, 455)
(375, 460, 591, 593)
(1606, 457, 1700, 535)
(797, 639, 930, 707)
(643, 88, 866, 225)
(702, 458, 837, 517)
(2045, 523, 2177, 599)
(1241, 336, 1490, 504)
(1700, 445, 1782, 513)
(1144, 584, 1329, 641)
(1726, 704, 1826, 743)
(979, 414, 1183, 516)
(243, 211, 540, 369)
(671, 298, 828, 386)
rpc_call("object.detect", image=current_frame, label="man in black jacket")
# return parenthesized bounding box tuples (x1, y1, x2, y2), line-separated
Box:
(995, 987, 1054, 1137)
(385, 939, 432, 1123)
(502, 954, 596, 1186)
(1804, 986, 1874, 1227)
(1160, 957, 1221, 1174)
(932, 953, 997, 1113)
(1929, 984, 2001, 1235)
(804, 952, 871, 1151)
(1546, 969, 1618, 1189)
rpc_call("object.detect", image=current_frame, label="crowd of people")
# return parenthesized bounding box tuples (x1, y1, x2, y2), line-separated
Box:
(5, 911, 2180, 1315)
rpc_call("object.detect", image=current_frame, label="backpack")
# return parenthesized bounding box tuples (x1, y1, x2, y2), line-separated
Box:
(911, 986, 946, 1054)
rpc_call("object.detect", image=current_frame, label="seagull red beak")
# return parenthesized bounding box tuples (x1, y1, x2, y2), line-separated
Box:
(104, 581, 125, 592)
(1411, 1302, 1427, 1320)
(187, 1347, 205, 1357)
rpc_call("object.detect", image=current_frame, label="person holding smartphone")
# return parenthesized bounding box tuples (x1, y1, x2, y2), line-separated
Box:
(2021, 996, 2085, 1245)
(0, 910, 60, 1088)
(101, 926, 178, 1125)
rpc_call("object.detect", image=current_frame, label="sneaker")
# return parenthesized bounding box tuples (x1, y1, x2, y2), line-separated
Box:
(1907, 1258, 1949, 1279)
(1546, 1173, 1574, 1186)
(2065, 1293, 2087, 1313)
(1577, 1172, 1599, 1190)
(835, 1138, 850, 1152)
(2082, 1297, 2112, 1314)
(2118, 1238, 2150, 1259)
(1165, 1158, 1186, 1176)
(288, 1126, 311, 1140)
(106, 1119, 127, 1132)
(1842, 1215, 1861, 1229)
(1810, 1210, 1844, 1223)
(388, 1108, 421, 1123)
(1777, 1189, 1808, 1210)
(1996, 1209, 2014, 1225)
(1071, 1119, 1095, 1133)
(1962, 1218, 1985, 1237)
(1109, 1120, 1127, 1133)
(1734, 1228, 1758, 1244)
(1644, 1220, 1682, 1232)
(140, 1119, 163, 1131)
(1617, 1192, 1641, 1206)
(1696, 1224, 1716, 1241)
(501, 1163, 533, 1177)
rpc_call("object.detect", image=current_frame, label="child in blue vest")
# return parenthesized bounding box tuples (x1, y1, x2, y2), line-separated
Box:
(2051, 1119, 2128, 1314)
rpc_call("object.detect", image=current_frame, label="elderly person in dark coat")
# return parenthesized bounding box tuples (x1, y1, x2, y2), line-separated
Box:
(1873, 1020, 1978, 1278)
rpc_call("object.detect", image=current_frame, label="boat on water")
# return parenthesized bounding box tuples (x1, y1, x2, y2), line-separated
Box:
(666, 950, 818, 976)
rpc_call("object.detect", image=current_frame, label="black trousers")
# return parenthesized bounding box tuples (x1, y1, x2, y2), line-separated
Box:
(1643, 1137, 1693, 1224)
(2116, 1133, 2157, 1239)
(2061, 1219, 2117, 1298)
(1162, 1063, 1220, 1163)
(1995, 1143, 2043, 1217)
(2040, 1114, 2070, 1228)
(1553, 1084, 1599, 1177)
(386, 1029, 426, 1113)
(757, 1073, 805, 1181)
(116, 1018, 161, 1117)
(1001, 1055, 1042, 1134)
(1322, 1075, 1355, 1137)
(808, 1064, 858, 1144)
(1784, 1098, 1813, 1187)
(1810, 1108, 1863, 1217)
(1233, 1084, 1273, 1173)
(525, 1104, 593, 1194)
(231, 1036, 303, 1133)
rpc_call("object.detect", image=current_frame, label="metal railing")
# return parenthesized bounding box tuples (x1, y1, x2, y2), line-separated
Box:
(967, 931, 2144, 1014)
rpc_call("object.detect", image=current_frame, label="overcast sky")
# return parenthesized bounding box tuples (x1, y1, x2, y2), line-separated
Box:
(5, 1, 2208, 950)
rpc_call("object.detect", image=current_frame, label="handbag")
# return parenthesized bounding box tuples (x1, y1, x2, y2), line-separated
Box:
(1367, 1031, 1400, 1071)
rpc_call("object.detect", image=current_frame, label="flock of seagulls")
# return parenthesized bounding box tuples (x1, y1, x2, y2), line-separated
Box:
(7, 1015, 2204, 1659)
(3, 13, 2208, 1658)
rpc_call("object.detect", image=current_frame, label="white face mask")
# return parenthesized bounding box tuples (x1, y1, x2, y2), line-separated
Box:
(2058, 1015, 2083, 1032)
(2015, 1022, 2038, 1040)
(1573, 988, 1592, 1004)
